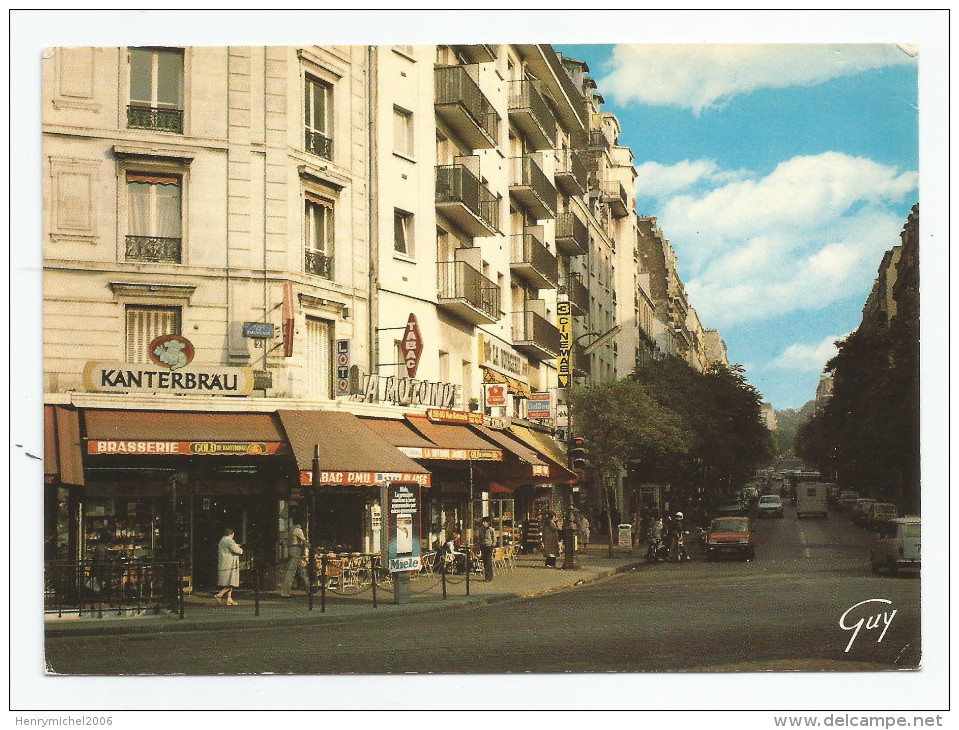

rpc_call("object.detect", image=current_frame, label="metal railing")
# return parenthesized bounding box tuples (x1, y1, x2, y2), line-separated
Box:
(435, 164, 500, 232)
(600, 180, 629, 215)
(561, 272, 589, 314)
(305, 249, 333, 279)
(572, 129, 610, 152)
(555, 211, 589, 255)
(510, 155, 557, 217)
(510, 229, 558, 286)
(555, 148, 588, 193)
(437, 260, 501, 320)
(125, 235, 182, 263)
(305, 129, 333, 160)
(127, 105, 184, 134)
(434, 65, 499, 144)
(512, 308, 561, 356)
(45, 560, 184, 619)
(508, 79, 557, 143)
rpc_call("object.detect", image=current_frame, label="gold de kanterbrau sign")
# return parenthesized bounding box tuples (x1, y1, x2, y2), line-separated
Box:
(557, 301, 572, 388)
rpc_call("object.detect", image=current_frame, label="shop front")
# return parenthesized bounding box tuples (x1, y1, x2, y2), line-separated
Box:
(44, 405, 85, 564)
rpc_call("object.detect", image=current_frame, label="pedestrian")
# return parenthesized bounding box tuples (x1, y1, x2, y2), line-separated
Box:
(279, 517, 310, 597)
(214, 527, 243, 606)
(542, 511, 560, 568)
(478, 516, 495, 581)
(579, 514, 590, 548)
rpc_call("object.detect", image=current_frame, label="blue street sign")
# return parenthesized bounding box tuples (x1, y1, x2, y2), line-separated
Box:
(243, 322, 275, 339)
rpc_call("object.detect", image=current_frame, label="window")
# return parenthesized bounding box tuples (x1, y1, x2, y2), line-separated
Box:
(305, 75, 333, 159)
(125, 305, 181, 363)
(438, 351, 450, 382)
(305, 317, 332, 399)
(126, 172, 182, 263)
(304, 193, 334, 279)
(394, 209, 413, 256)
(393, 106, 414, 157)
(128, 48, 183, 133)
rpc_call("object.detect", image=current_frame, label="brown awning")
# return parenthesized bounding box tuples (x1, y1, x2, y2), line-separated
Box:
(471, 424, 547, 467)
(278, 410, 430, 486)
(508, 424, 577, 483)
(358, 417, 435, 448)
(45, 406, 85, 486)
(405, 415, 503, 460)
(84, 409, 285, 442)
(44, 406, 58, 479)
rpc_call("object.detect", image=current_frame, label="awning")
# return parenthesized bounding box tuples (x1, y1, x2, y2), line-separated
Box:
(508, 424, 577, 483)
(83, 409, 288, 456)
(471, 424, 551, 478)
(45, 405, 85, 486)
(482, 367, 532, 398)
(359, 417, 435, 448)
(405, 415, 503, 461)
(278, 410, 431, 487)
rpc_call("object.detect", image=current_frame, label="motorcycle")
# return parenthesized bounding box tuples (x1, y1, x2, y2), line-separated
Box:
(645, 537, 670, 563)
(669, 531, 692, 562)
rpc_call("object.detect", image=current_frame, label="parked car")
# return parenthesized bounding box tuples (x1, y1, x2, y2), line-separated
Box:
(825, 484, 842, 504)
(851, 498, 877, 526)
(866, 502, 898, 530)
(757, 494, 784, 518)
(837, 490, 860, 511)
(705, 517, 755, 561)
(870, 517, 920, 575)
(715, 498, 746, 517)
(741, 486, 760, 505)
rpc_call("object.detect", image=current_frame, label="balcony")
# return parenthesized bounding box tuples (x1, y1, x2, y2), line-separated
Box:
(572, 129, 610, 153)
(434, 65, 499, 150)
(305, 129, 333, 160)
(435, 164, 499, 237)
(560, 272, 589, 316)
(509, 155, 557, 220)
(125, 235, 181, 263)
(512, 306, 560, 360)
(554, 148, 587, 196)
(127, 105, 183, 134)
(453, 44, 497, 64)
(437, 260, 500, 325)
(572, 339, 589, 377)
(510, 228, 558, 290)
(555, 211, 589, 257)
(305, 250, 333, 279)
(508, 80, 557, 151)
(599, 180, 629, 218)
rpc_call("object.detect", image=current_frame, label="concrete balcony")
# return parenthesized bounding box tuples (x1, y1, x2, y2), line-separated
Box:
(453, 44, 497, 64)
(554, 148, 587, 196)
(560, 272, 589, 316)
(572, 339, 589, 377)
(437, 260, 501, 325)
(436, 164, 499, 237)
(510, 227, 558, 290)
(512, 305, 560, 360)
(435, 65, 499, 150)
(599, 180, 629, 218)
(555, 211, 589, 257)
(572, 129, 610, 153)
(508, 79, 557, 151)
(509, 155, 557, 220)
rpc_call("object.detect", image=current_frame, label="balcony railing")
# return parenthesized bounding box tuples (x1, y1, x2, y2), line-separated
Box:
(555, 211, 589, 257)
(437, 260, 500, 325)
(512, 308, 560, 360)
(508, 79, 557, 151)
(572, 339, 589, 376)
(434, 65, 499, 150)
(572, 129, 610, 152)
(127, 105, 184, 134)
(509, 155, 557, 220)
(305, 250, 334, 279)
(600, 180, 629, 218)
(125, 235, 182, 263)
(435, 164, 499, 236)
(305, 129, 333, 160)
(554, 148, 587, 196)
(510, 229, 558, 289)
(561, 272, 589, 316)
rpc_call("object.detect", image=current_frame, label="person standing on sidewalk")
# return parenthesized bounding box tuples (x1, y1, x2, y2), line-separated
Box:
(478, 516, 495, 581)
(542, 512, 560, 568)
(579, 514, 590, 548)
(279, 518, 310, 597)
(214, 528, 243, 606)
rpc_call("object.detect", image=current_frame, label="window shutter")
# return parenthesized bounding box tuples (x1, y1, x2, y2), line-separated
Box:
(127, 172, 181, 186)
(306, 317, 331, 399)
(125, 306, 181, 363)
(304, 192, 332, 208)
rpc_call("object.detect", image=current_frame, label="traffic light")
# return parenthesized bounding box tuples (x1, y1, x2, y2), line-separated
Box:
(570, 437, 589, 469)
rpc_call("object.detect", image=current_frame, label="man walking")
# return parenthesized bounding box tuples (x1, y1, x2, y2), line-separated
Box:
(479, 516, 495, 582)
(279, 517, 310, 597)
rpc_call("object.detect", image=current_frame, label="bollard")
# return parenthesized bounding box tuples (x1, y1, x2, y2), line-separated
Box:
(320, 553, 327, 614)
(465, 551, 470, 596)
(441, 562, 447, 600)
(308, 545, 315, 612)
(253, 556, 260, 617)
(370, 554, 377, 609)
(177, 560, 184, 620)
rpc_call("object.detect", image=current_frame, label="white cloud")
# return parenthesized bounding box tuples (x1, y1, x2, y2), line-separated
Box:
(600, 44, 915, 114)
(634, 159, 743, 199)
(769, 336, 846, 372)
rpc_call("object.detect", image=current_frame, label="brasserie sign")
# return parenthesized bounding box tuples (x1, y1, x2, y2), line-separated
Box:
(83, 362, 255, 396)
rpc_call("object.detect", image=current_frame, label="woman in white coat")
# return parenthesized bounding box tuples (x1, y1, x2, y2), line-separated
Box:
(214, 528, 243, 606)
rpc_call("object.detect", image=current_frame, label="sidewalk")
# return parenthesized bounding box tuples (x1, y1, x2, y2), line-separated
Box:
(44, 544, 643, 637)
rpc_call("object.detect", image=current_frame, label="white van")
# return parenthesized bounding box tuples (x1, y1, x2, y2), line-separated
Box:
(871, 517, 920, 575)
(795, 482, 828, 518)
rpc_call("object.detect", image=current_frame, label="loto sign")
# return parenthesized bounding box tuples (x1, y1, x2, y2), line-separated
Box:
(402, 314, 424, 378)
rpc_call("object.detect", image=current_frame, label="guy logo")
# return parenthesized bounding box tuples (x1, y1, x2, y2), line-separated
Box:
(839, 598, 897, 653)
(148, 334, 195, 371)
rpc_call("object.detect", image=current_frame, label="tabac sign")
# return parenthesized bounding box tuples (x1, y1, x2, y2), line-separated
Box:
(402, 314, 424, 378)
(557, 301, 572, 388)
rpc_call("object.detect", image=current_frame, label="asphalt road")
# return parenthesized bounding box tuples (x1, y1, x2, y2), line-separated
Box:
(45, 501, 920, 675)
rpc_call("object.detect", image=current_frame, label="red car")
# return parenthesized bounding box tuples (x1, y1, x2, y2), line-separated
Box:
(705, 517, 755, 561)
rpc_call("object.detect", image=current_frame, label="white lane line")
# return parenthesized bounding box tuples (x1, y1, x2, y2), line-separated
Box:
(798, 529, 810, 558)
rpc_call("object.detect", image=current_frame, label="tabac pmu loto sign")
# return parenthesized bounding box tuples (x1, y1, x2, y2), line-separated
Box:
(381, 482, 422, 573)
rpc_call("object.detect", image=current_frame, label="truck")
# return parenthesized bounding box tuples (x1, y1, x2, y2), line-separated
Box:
(795, 482, 828, 518)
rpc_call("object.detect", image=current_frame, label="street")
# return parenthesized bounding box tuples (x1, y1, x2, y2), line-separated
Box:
(45, 502, 920, 675)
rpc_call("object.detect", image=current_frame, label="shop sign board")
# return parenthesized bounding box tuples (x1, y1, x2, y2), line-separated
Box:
(425, 408, 483, 425)
(299, 470, 431, 487)
(618, 524, 633, 549)
(87, 440, 284, 456)
(282, 282, 295, 357)
(397, 446, 503, 461)
(477, 333, 528, 380)
(527, 392, 552, 419)
(557, 301, 572, 388)
(402, 314, 424, 378)
(355, 374, 458, 409)
(83, 362, 255, 396)
(335, 339, 351, 395)
(484, 382, 507, 408)
(381, 482, 422, 573)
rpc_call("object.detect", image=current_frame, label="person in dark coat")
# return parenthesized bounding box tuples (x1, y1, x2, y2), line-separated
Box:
(541, 512, 560, 568)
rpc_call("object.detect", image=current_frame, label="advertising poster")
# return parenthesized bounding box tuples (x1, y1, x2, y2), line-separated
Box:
(382, 482, 421, 573)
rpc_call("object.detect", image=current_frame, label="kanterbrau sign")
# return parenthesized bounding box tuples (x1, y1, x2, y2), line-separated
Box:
(83, 362, 255, 396)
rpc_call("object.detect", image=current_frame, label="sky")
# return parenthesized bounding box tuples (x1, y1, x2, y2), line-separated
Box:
(556, 43, 919, 411)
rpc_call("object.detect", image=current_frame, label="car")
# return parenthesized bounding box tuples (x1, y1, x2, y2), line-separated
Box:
(825, 484, 842, 504)
(836, 490, 860, 511)
(741, 486, 760, 505)
(705, 517, 755, 561)
(851, 498, 877, 526)
(866, 502, 898, 530)
(715, 498, 746, 517)
(757, 494, 784, 518)
(870, 517, 920, 575)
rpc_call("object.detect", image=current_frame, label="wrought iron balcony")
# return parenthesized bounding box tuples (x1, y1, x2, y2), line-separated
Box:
(126, 105, 184, 134)
(572, 129, 610, 152)
(554, 148, 587, 196)
(125, 235, 182, 263)
(434, 65, 499, 150)
(435, 164, 499, 236)
(509, 155, 557, 220)
(560, 272, 589, 316)
(511, 307, 560, 360)
(600, 180, 629, 218)
(437, 260, 501, 325)
(508, 79, 557, 151)
(555, 211, 589, 257)
(305, 129, 333, 160)
(510, 229, 558, 290)
(305, 250, 333, 279)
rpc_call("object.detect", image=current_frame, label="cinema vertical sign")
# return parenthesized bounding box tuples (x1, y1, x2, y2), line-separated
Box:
(557, 301, 572, 388)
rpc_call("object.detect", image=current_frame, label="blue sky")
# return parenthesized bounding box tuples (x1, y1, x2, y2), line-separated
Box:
(557, 43, 919, 411)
